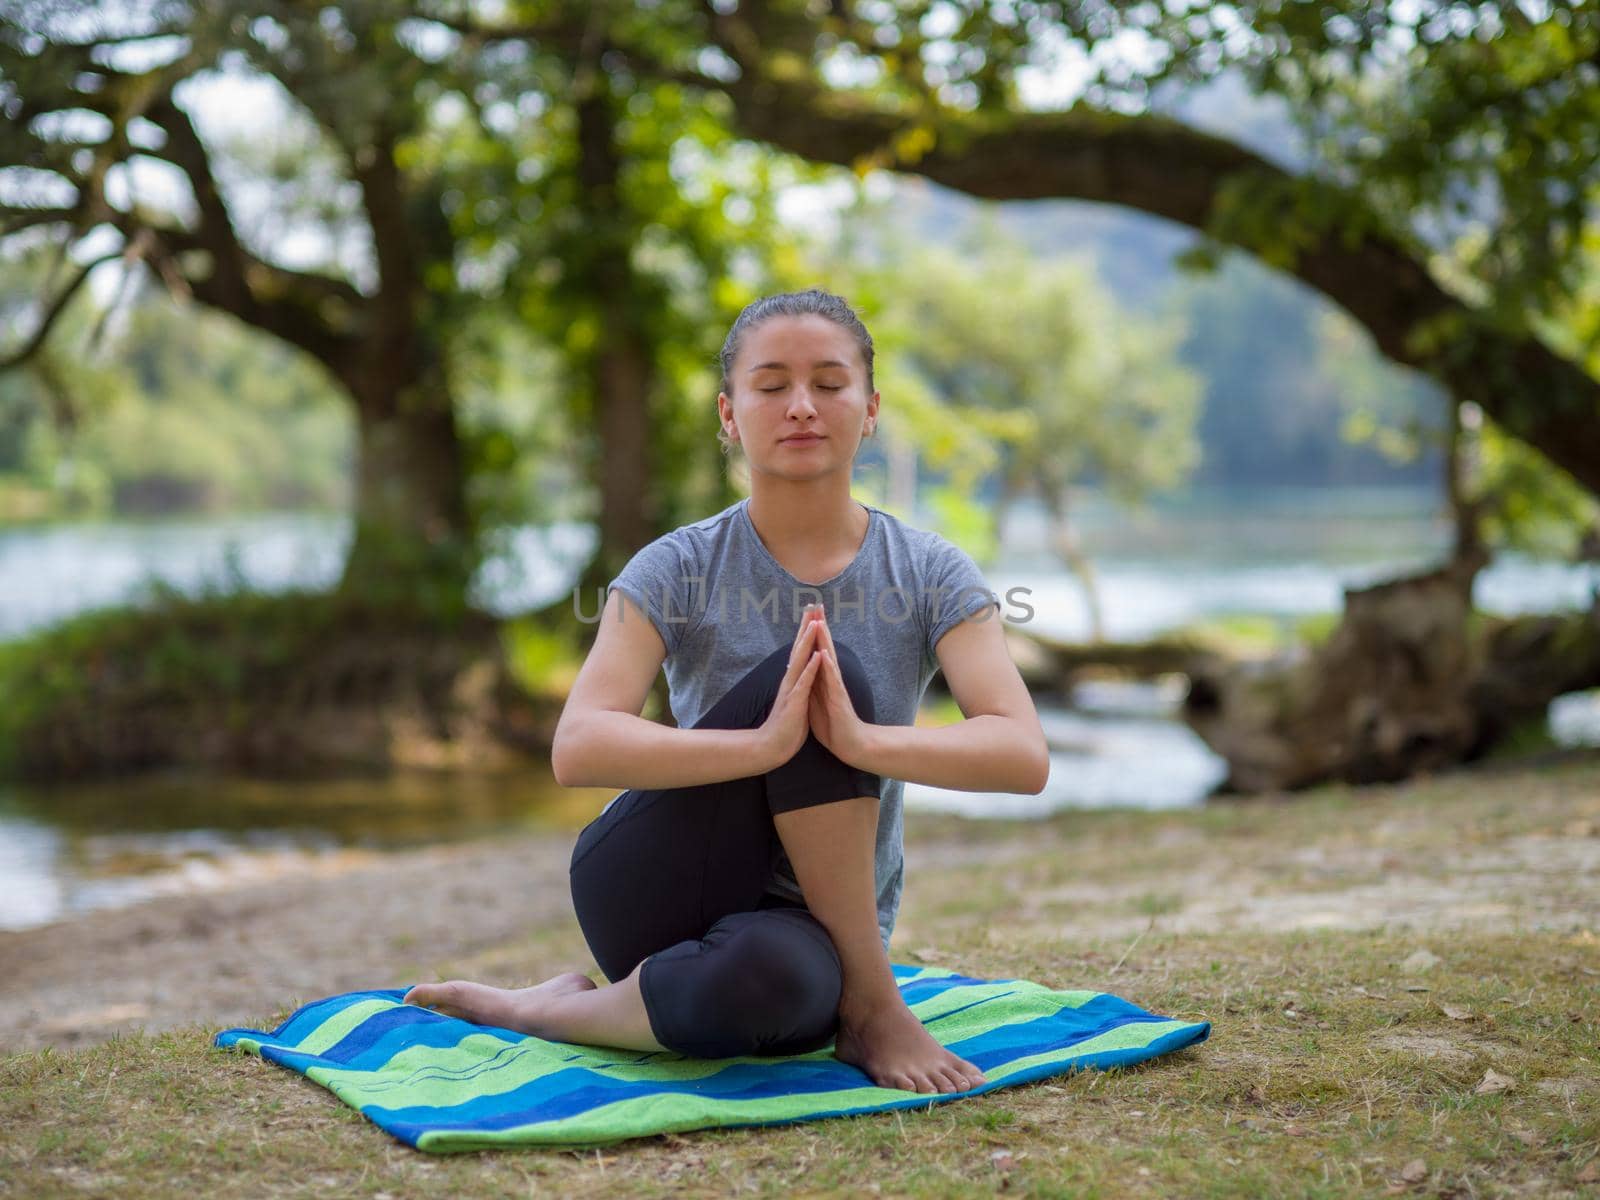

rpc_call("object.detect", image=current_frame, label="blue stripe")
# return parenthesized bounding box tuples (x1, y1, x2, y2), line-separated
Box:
(214, 988, 409, 1050)
(370, 1057, 876, 1133)
(945, 996, 1177, 1068)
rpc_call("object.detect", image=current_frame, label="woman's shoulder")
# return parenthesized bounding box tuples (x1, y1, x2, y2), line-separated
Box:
(867, 503, 972, 562)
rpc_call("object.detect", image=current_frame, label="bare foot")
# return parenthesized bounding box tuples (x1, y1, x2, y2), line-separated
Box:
(834, 993, 987, 1094)
(402, 972, 597, 1036)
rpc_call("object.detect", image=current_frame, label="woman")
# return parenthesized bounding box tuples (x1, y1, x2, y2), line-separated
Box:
(405, 288, 1050, 1095)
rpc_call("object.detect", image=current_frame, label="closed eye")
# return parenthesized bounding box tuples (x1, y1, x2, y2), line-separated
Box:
(759, 386, 843, 392)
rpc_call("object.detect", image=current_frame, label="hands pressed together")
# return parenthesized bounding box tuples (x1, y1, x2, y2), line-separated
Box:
(758, 603, 873, 771)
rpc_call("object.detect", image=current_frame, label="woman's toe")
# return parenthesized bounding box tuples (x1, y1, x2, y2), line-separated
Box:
(406, 981, 474, 1016)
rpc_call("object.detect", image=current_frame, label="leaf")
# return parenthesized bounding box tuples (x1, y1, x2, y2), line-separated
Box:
(1400, 1159, 1428, 1183)
(1473, 1069, 1515, 1096)
(1438, 1003, 1473, 1021)
(990, 1150, 1015, 1171)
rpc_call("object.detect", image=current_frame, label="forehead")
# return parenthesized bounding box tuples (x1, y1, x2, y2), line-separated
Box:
(740, 314, 860, 372)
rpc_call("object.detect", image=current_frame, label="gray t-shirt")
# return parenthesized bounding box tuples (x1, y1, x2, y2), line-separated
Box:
(605, 494, 1001, 951)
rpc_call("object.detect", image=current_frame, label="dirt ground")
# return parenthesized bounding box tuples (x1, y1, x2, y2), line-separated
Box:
(3, 755, 1597, 1055)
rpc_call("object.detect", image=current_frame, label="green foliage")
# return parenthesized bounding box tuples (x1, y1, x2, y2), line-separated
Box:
(0, 257, 351, 521)
(1166, 253, 1445, 487)
(1473, 410, 1600, 558)
(1025, 3, 1600, 320)
(498, 613, 582, 701)
(0, 585, 297, 777)
(807, 196, 1202, 550)
(0, 576, 490, 778)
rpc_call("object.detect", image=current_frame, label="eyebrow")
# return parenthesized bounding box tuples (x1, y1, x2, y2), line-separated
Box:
(746, 360, 851, 373)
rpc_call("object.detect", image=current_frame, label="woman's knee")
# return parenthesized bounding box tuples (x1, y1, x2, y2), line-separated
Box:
(648, 914, 842, 1058)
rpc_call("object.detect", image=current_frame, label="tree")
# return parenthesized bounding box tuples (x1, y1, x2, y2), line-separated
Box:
(0, 1, 825, 614)
(818, 200, 1200, 639)
(1, 1, 493, 610)
(599, 0, 1600, 499)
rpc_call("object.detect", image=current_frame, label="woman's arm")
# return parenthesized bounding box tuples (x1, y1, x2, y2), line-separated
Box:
(857, 713, 1048, 795)
(555, 710, 780, 791)
(809, 608, 1049, 795)
(553, 590, 822, 791)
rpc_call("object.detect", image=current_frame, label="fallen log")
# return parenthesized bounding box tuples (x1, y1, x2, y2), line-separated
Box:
(997, 625, 1225, 699)
(1180, 557, 1600, 794)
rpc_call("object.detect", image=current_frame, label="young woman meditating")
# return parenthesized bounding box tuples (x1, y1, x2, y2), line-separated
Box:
(405, 288, 1050, 1095)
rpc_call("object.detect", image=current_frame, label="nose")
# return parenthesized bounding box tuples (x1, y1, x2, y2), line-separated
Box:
(785, 388, 819, 420)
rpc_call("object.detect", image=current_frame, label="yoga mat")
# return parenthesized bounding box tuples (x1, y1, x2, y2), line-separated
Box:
(214, 963, 1210, 1151)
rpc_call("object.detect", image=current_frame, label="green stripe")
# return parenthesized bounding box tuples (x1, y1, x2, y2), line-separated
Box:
(981, 1019, 1201, 1083)
(310, 1023, 836, 1111)
(416, 1079, 955, 1151)
(293, 999, 393, 1056)
(908, 980, 1099, 1024)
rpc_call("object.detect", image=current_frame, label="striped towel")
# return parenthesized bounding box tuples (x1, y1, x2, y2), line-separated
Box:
(214, 964, 1210, 1151)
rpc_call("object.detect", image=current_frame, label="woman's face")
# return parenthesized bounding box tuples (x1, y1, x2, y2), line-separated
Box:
(718, 314, 879, 479)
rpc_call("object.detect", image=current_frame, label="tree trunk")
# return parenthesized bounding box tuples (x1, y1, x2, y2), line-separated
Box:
(568, 60, 659, 613)
(991, 474, 1021, 560)
(341, 363, 477, 617)
(1043, 485, 1106, 642)
(1181, 554, 1600, 794)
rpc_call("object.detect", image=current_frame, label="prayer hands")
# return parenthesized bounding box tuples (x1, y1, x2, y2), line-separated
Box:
(757, 604, 825, 768)
(804, 605, 872, 767)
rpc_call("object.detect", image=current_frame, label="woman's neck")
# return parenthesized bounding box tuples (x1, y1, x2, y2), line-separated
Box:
(746, 484, 869, 576)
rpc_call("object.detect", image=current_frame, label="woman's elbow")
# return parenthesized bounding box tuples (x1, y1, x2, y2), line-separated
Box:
(550, 718, 588, 788)
(1026, 741, 1051, 794)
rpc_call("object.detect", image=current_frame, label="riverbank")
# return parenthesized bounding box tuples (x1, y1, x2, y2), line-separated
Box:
(3, 756, 1597, 1196)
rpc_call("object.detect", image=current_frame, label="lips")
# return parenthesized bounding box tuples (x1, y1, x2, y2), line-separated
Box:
(781, 433, 823, 444)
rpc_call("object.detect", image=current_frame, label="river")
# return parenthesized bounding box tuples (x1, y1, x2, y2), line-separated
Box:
(2, 487, 1595, 929)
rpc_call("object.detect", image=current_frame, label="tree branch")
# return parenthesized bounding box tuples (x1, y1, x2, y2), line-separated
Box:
(144, 94, 252, 312)
(0, 203, 85, 238)
(0, 247, 124, 371)
(681, 7, 1600, 495)
(92, 206, 363, 372)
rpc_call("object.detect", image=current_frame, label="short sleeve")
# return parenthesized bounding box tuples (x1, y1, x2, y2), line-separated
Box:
(606, 534, 702, 657)
(921, 536, 1000, 669)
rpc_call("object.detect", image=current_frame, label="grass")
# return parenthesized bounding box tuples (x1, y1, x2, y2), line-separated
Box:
(3, 759, 1599, 1198)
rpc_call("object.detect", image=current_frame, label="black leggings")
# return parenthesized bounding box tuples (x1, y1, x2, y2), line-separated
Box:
(568, 639, 881, 1058)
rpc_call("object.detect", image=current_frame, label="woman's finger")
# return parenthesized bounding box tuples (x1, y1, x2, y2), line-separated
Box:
(782, 614, 820, 684)
(822, 647, 850, 707)
(814, 611, 836, 659)
(798, 649, 822, 693)
(793, 608, 819, 655)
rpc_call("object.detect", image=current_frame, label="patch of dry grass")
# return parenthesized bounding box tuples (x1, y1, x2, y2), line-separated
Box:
(3, 759, 1598, 1198)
